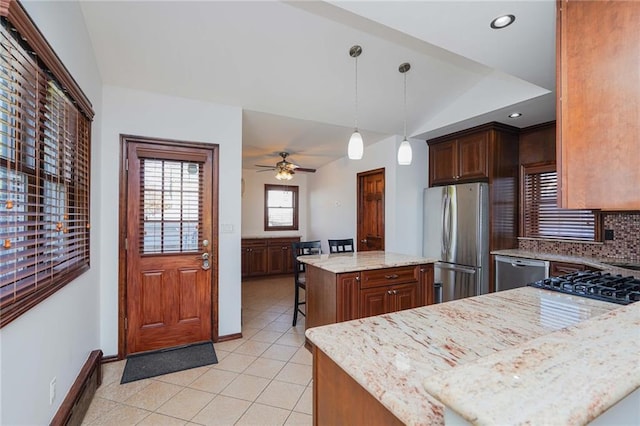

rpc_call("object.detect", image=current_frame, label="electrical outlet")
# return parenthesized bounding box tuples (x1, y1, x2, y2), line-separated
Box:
(604, 229, 614, 241)
(49, 377, 56, 405)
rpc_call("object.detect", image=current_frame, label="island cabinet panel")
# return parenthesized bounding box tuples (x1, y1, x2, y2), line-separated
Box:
(313, 347, 404, 426)
(305, 263, 434, 330)
(241, 237, 300, 278)
(557, 0, 640, 210)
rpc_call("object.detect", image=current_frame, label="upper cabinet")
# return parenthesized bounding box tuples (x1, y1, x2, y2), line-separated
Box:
(427, 122, 518, 188)
(429, 132, 489, 186)
(557, 0, 640, 210)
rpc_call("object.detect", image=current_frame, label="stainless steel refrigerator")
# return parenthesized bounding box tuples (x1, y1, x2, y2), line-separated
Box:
(423, 183, 489, 303)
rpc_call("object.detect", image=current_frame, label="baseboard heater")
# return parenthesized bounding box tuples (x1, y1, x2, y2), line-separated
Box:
(50, 349, 103, 426)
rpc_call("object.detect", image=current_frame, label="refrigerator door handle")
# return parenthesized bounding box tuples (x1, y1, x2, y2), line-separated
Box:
(442, 191, 450, 258)
(437, 263, 477, 274)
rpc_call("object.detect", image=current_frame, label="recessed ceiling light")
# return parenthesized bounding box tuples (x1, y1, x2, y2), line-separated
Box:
(491, 14, 516, 29)
(508, 112, 522, 119)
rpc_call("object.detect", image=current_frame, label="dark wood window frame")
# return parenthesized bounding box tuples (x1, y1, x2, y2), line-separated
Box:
(264, 184, 299, 231)
(0, 0, 94, 328)
(520, 162, 602, 242)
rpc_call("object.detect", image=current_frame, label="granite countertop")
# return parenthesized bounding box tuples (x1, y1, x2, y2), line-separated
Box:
(296, 250, 438, 273)
(423, 302, 640, 425)
(491, 248, 640, 279)
(305, 287, 630, 425)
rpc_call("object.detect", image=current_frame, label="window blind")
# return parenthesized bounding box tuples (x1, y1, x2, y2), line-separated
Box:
(0, 14, 92, 327)
(522, 163, 599, 241)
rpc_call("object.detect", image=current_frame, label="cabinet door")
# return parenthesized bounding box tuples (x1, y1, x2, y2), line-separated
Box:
(337, 273, 359, 322)
(241, 247, 250, 277)
(390, 284, 419, 313)
(419, 264, 435, 306)
(248, 246, 268, 276)
(429, 140, 457, 186)
(360, 287, 390, 318)
(267, 245, 285, 274)
(457, 132, 488, 181)
(558, 0, 640, 210)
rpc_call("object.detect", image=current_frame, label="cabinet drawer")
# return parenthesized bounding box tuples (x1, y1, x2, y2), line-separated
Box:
(360, 266, 417, 289)
(242, 239, 268, 249)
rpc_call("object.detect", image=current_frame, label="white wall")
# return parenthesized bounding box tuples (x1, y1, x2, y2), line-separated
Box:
(0, 1, 104, 424)
(307, 136, 428, 255)
(241, 169, 309, 239)
(100, 86, 243, 355)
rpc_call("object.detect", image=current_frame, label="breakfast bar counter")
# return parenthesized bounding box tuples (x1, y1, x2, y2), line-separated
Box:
(305, 286, 638, 425)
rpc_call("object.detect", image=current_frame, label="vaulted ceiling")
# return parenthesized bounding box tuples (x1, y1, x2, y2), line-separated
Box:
(80, 0, 556, 171)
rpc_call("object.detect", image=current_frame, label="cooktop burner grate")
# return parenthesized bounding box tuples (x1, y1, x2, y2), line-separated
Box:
(528, 271, 640, 305)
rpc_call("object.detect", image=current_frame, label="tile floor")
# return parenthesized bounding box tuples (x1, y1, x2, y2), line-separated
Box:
(83, 276, 312, 425)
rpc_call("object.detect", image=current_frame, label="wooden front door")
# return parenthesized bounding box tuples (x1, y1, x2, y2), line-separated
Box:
(357, 168, 385, 251)
(122, 136, 217, 355)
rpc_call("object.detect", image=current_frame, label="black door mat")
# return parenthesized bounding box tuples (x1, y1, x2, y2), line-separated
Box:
(121, 341, 218, 384)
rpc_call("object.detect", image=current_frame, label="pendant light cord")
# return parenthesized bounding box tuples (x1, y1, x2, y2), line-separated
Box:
(354, 54, 358, 130)
(403, 68, 407, 140)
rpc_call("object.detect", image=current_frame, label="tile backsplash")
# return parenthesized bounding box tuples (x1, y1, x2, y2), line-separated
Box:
(518, 212, 640, 261)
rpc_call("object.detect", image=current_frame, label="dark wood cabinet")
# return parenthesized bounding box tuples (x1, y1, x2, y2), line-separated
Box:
(306, 263, 434, 330)
(427, 123, 520, 291)
(241, 237, 300, 278)
(360, 283, 419, 318)
(557, 0, 640, 210)
(428, 130, 490, 186)
(550, 261, 597, 277)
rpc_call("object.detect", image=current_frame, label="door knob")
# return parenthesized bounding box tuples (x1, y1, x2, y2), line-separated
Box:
(361, 239, 368, 244)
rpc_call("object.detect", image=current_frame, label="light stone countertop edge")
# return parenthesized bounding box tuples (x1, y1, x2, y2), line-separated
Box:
(297, 251, 438, 273)
(422, 303, 640, 425)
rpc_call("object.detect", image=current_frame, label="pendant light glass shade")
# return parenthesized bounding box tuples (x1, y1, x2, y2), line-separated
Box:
(397, 139, 412, 165)
(398, 62, 412, 165)
(348, 45, 363, 160)
(348, 130, 364, 160)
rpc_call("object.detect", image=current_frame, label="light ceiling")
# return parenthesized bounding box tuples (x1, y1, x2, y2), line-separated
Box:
(79, 0, 556, 171)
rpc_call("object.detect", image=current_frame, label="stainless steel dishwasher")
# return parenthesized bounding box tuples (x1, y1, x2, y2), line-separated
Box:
(495, 255, 550, 292)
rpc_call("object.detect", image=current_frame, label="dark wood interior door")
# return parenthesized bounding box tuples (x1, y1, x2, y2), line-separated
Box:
(125, 140, 215, 354)
(357, 168, 385, 251)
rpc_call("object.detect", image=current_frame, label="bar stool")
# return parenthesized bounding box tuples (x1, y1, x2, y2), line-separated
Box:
(291, 240, 322, 326)
(328, 238, 354, 253)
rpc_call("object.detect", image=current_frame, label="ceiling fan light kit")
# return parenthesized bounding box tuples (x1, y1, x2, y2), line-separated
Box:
(255, 152, 316, 181)
(397, 62, 412, 166)
(348, 45, 364, 160)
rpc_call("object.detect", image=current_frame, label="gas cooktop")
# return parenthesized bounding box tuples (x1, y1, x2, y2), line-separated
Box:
(528, 271, 640, 305)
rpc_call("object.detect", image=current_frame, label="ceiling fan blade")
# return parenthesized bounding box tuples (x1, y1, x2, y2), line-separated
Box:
(256, 169, 274, 173)
(255, 164, 276, 169)
(295, 167, 316, 173)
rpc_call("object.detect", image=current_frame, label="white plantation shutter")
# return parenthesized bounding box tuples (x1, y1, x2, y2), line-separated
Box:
(521, 163, 600, 241)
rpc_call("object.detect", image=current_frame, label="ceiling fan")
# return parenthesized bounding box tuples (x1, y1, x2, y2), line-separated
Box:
(255, 152, 316, 180)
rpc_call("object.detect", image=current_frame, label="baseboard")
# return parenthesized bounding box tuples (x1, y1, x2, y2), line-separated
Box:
(217, 332, 242, 342)
(50, 349, 103, 426)
(101, 354, 120, 363)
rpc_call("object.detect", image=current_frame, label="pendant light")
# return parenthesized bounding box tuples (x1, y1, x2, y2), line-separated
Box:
(397, 62, 412, 165)
(347, 45, 363, 160)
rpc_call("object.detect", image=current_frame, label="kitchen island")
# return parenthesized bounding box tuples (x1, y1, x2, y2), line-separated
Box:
(298, 251, 437, 329)
(305, 286, 639, 425)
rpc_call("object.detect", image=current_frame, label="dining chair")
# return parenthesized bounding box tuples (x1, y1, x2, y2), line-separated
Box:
(291, 240, 322, 326)
(328, 238, 355, 253)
